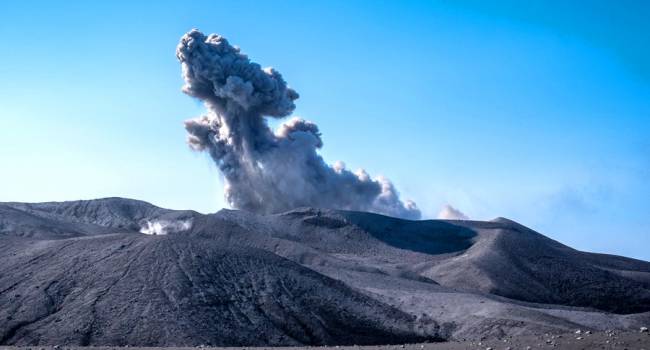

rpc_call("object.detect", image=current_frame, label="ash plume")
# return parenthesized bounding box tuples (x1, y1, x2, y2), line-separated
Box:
(177, 29, 420, 219)
(437, 204, 468, 220)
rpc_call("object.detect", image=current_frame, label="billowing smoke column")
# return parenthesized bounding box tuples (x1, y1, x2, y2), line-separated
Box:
(177, 29, 421, 219)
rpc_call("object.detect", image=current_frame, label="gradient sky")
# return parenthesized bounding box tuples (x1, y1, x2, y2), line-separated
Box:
(1, 0, 648, 260)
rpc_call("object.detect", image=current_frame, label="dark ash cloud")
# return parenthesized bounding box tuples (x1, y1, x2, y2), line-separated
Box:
(177, 29, 420, 219)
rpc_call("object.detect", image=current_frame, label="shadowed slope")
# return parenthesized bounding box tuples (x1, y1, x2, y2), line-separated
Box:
(216, 207, 650, 314)
(423, 218, 650, 313)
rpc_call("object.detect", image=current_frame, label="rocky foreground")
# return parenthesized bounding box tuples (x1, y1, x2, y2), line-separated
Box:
(1, 198, 649, 346)
(1, 329, 649, 350)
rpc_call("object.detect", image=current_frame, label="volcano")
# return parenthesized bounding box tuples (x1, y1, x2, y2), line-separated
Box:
(1, 198, 649, 346)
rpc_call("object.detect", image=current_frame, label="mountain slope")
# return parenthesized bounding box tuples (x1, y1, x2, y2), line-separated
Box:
(215, 207, 650, 314)
(1, 198, 649, 346)
(3, 198, 171, 231)
(421, 218, 650, 313)
(0, 232, 434, 346)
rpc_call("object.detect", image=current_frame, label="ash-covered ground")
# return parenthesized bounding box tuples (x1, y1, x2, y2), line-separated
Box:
(1, 330, 649, 349)
(1, 198, 649, 347)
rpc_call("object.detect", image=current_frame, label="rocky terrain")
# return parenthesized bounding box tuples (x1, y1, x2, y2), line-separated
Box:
(1, 329, 649, 350)
(1, 198, 649, 347)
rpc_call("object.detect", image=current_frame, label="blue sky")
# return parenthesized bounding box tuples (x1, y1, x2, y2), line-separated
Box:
(1, 1, 648, 259)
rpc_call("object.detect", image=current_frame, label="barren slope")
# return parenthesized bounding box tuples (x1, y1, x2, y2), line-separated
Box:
(1, 198, 649, 346)
(0, 233, 434, 346)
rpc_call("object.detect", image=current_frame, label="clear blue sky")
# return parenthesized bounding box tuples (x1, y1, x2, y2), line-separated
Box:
(1, 1, 649, 260)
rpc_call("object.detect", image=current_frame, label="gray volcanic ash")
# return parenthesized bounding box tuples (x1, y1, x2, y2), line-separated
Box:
(177, 30, 420, 219)
(1, 198, 649, 346)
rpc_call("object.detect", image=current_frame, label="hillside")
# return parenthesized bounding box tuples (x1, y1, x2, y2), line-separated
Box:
(1, 198, 649, 346)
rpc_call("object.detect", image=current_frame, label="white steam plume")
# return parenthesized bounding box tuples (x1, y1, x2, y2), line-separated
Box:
(177, 29, 420, 219)
(140, 220, 192, 235)
(437, 205, 469, 220)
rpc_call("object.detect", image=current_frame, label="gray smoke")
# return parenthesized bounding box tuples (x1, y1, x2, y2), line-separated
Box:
(177, 29, 420, 219)
(437, 205, 468, 220)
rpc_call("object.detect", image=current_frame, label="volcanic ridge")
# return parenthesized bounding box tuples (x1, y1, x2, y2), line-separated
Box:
(0, 198, 649, 346)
